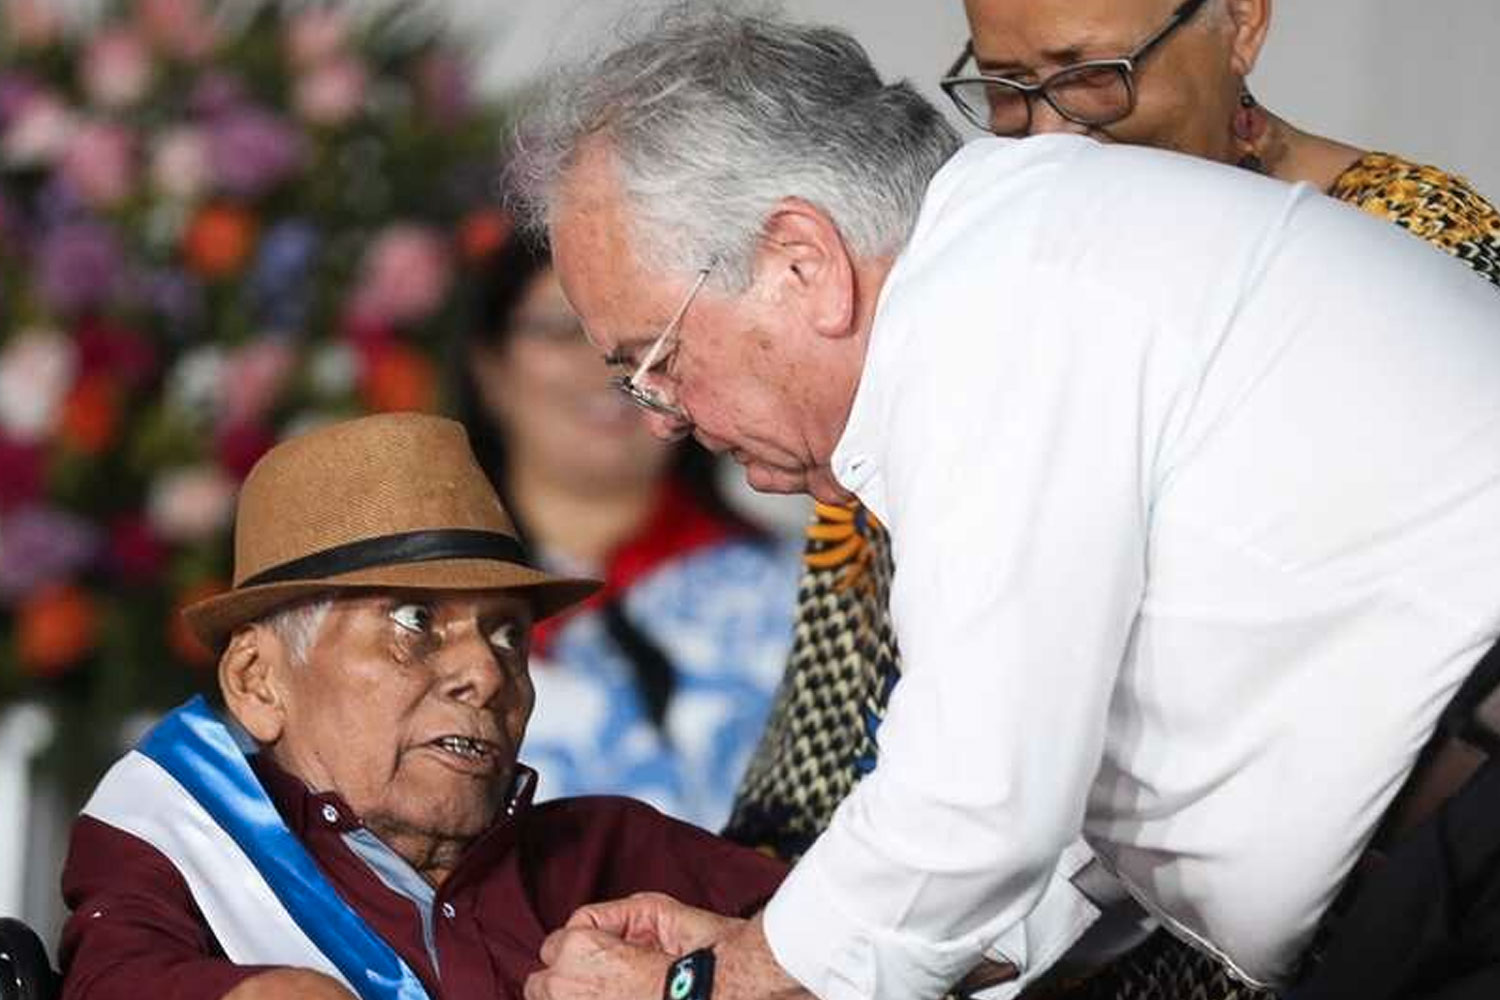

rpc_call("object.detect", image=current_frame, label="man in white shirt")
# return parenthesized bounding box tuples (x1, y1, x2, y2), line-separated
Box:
(513, 8, 1500, 1000)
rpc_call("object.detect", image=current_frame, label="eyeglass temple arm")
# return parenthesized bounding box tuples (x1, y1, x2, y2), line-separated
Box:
(629, 266, 713, 382)
(944, 41, 974, 79)
(1130, 0, 1211, 62)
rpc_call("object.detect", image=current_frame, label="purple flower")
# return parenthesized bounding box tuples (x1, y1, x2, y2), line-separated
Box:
(249, 220, 319, 329)
(188, 71, 247, 118)
(141, 269, 205, 338)
(37, 221, 124, 315)
(0, 73, 40, 129)
(416, 50, 473, 130)
(0, 505, 101, 602)
(208, 107, 305, 197)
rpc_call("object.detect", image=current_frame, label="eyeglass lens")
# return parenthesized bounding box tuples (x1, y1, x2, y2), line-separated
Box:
(947, 63, 1133, 136)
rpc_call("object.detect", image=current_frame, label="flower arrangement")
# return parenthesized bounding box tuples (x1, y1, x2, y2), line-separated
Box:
(0, 0, 511, 785)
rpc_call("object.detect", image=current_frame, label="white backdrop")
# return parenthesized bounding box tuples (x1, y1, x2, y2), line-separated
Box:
(456, 0, 1500, 196)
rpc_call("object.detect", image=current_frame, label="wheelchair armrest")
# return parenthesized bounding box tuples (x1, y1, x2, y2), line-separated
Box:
(0, 918, 59, 1000)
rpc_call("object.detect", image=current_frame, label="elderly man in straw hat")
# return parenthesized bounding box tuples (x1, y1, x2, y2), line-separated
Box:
(57, 413, 784, 1000)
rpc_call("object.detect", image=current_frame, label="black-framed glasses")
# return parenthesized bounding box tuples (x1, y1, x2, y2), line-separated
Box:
(940, 0, 1210, 137)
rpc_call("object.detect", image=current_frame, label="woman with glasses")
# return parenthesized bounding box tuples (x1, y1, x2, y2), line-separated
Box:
(456, 232, 798, 832)
(726, 0, 1500, 995)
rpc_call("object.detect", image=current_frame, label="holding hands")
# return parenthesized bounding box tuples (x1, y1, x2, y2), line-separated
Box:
(525, 892, 742, 1000)
(527, 894, 810, 1000)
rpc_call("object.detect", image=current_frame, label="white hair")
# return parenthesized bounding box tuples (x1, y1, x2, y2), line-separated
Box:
(509, 2, 961, 289)
(258, 597, 332, 667)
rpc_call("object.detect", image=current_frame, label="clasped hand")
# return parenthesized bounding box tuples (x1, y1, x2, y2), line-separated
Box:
(524, 892, 742, 1000)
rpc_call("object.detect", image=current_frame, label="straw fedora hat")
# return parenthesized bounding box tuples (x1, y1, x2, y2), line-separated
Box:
(182, 412, 599, 648)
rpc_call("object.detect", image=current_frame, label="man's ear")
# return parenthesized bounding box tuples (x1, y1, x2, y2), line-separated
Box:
(1224, 0, 1271, 78)
(218, 625, 289, 746)
(756, 198, 857, 340)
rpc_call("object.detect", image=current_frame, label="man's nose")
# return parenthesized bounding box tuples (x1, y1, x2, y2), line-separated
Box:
(437, 628, 508, 708)
(644, 409, 693, 442)
(1029, 97, 1089, 135)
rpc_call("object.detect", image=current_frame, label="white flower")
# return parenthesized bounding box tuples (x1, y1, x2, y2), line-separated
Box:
(167, 345, 225, 422)
(307, 342, 357, 397)
(147, 466, 236, 542)
(0, 328, 77, 441)
(2, 94, 77, 167)
(150, 127, 210, 202)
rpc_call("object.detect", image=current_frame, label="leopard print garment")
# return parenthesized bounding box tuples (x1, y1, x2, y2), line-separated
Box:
(1329, 152, 1500, 288)
(722, 151, 1500, 997)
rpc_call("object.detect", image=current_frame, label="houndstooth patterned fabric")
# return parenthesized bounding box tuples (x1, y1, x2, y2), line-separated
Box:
(722, 502, 900, 862)
(1034, 932, 1277, 1000)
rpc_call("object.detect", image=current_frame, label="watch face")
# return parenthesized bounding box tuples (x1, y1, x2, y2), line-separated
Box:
(668, 964, 698, 1000)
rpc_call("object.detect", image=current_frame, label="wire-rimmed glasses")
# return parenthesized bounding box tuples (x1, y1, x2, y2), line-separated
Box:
(607, 264, 714, 422)
(940, 0, 1209, 137)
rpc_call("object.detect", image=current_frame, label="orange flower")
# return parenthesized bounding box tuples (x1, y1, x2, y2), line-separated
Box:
(168, 578, 227, 668)
(17, 583, 99, 677)
(59, 372, 120, 454)
(184, 203, 256, 278)
(360, 343, 436, 413)
(458, 208, 512, 263)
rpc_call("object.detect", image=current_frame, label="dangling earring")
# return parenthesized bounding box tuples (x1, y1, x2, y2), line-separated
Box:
(1233, 86, 1266, 173)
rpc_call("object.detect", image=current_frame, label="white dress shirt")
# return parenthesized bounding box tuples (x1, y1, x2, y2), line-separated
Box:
(762, 135, 1500, 998)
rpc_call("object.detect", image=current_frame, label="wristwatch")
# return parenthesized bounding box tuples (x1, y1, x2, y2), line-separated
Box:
(663, 947, 716, 1000)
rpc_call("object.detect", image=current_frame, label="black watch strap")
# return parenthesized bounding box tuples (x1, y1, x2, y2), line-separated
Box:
(663, 947, 716, 1000)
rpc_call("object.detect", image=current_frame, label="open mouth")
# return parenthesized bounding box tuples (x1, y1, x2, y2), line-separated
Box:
(425, 734, 504, 772)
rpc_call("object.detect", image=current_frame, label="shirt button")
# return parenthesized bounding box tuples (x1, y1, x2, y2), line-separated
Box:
(441, 902, 456, 919)
(321, 804, 339, 824)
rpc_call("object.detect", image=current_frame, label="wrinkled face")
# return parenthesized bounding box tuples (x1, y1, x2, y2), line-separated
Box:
(548, 144, 849, 501)
(471, 267, 673, 495)
(962, 0, 1241, 163)
(270, 590, 533, 847)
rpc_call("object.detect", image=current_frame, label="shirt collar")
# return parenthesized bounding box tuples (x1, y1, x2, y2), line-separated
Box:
(248, 753, 540, 842)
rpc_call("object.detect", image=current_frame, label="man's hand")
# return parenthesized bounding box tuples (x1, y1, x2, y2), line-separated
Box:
(524, 925, 673, 1000)
(223, 968, 358, 999)
(529, 897, 812, 1000)
(564, 891, 742, 955)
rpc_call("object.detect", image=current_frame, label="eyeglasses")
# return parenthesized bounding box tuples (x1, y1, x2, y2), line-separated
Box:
(940, 0, 1209, 137)
(607, 264, 714, 422)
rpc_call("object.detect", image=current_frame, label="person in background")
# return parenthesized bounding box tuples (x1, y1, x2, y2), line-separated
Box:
(456, 232, 798, 831)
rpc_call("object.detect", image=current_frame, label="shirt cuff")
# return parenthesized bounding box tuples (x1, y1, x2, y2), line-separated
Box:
(764, 839, 1105, 1000)
(763, 851, 986, 1000)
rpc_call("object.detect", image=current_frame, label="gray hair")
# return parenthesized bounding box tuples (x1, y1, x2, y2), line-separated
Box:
(258, 597, 332, 667)
(509, 3, 961, 288)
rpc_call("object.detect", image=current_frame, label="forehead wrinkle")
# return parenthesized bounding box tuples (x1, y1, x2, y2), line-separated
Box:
(973, 0, 1169, 70)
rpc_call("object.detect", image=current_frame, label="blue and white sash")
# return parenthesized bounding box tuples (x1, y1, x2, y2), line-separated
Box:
(82, 696, 431, 1000)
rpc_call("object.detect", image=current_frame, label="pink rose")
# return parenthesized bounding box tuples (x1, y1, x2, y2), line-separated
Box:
(217, 338, 294, 429)
(80, 28, 153, 109)
(138, 0, 217, 61)
(150, 126, 209, 201)
(350, 225, 452, 326)
(2, 93, 76, 167)
(293, 55, 368, 127)
(284, 9, 350, 68)
(0, 328, 77, 442)
(147, 466, 236, 542)
(61, 121, 137, 208)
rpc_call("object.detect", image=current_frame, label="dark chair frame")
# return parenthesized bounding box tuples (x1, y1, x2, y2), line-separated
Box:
(0, 918, 59, 1000)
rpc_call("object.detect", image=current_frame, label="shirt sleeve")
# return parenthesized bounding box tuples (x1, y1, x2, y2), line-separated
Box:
(60, 815, 271, 1000)
(764, 276, 1162, 999)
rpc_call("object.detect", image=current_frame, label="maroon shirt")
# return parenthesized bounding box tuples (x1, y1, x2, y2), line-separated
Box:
(59, 758, 785, 1000)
